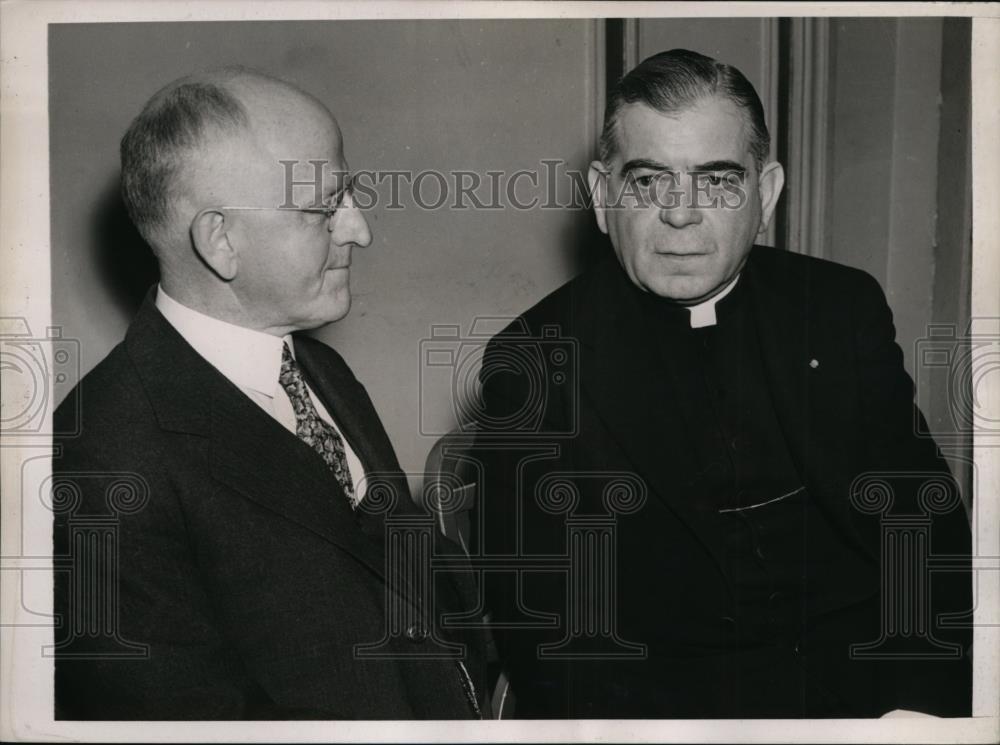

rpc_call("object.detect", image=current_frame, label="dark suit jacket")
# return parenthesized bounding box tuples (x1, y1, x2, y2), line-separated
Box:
(53, 292, 487, 719)
(476, 245, 971, 718)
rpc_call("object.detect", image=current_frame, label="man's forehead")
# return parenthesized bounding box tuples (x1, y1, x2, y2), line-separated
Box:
(190, 122, 347, 206)
(248, 108, 347, 190)
(614, 98, 752, 166)
(251, 103, 344, 157)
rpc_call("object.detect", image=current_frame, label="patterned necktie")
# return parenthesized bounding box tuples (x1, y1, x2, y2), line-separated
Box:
(278, 342, 356, 506)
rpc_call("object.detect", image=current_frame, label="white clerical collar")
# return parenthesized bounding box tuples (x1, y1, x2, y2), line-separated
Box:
(155, 285, 292, 398)
(687, 273, 741, 329)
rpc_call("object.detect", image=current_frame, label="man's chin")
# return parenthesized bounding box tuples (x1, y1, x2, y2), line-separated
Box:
(323, 299, 352, 325)
(643, 277, 716, 304)
(298, 296, 351, 330)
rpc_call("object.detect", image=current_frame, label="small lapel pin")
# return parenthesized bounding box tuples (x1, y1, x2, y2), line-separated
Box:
(809, 358, 820, 369)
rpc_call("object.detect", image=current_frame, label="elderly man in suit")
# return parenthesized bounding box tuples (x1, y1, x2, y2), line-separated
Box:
(476, 49, 971, 718)
(52, 68, 486, 719)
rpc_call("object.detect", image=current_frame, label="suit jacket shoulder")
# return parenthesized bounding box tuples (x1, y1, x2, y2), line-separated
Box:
(54, 336, 168, 480)
(496, 244, 889, 343)
(747, 243, 885, 299)
(490, 251, 622, 344)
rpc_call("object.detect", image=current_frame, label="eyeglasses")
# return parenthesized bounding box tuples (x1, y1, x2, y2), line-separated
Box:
(219, 177, 355, 222)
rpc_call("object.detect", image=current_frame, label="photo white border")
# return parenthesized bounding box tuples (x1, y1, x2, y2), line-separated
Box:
(1, 2, 997, 742)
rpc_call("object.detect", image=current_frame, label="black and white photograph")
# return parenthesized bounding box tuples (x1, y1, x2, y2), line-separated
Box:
(1, 1, 998, 742)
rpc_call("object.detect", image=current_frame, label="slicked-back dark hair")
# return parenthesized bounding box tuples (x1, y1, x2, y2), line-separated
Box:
(120, 75, 249, 246)
(599, 48, 770, 170)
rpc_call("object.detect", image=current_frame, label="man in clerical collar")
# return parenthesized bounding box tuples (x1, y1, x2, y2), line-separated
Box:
(475, 48, 971, 719)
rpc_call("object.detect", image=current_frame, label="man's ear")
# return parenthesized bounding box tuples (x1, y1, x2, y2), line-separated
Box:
(757, 161, 785, 235)
(588, 160, 610, 235)
(190, 208, 238, 281)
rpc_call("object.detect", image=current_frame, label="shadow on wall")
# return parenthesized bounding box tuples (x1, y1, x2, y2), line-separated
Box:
(93, 175, 159, 315)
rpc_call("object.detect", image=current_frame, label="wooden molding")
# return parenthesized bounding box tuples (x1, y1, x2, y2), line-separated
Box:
(590, 19, 606, 162)
(785, 18, 832, 258)
(760, 18, 781, 247)
(623, 18, 640, 72)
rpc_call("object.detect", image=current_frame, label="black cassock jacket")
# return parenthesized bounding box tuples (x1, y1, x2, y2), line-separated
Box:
(53, 292, 487, 719)
(476, 245, 971, 718)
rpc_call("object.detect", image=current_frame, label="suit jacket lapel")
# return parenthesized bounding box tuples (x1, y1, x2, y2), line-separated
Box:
(208, 387, 392, 582)
(294, 336, 420, 523)
(295, 334, 475, 618)
(745, 249, 864, 542)
(126, 292, 390, 583)
(745, 247, 812, 480)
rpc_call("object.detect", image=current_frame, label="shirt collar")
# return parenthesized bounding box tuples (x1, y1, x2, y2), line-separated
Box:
(687, 273, 741, 329)
(155, 285, 292, 398)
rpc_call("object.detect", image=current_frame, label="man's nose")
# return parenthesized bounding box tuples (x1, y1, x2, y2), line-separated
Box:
(658, 195, 703, 228)
(331, 193, 372, 248)
(658, 175, 703, 228)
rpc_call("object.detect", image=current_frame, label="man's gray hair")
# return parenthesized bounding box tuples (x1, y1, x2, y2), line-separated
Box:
(119, 69, 251, 246)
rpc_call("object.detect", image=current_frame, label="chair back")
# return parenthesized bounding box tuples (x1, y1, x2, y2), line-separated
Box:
(421, 428, 515, 718)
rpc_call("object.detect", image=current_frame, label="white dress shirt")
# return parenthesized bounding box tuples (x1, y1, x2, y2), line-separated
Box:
(155, 286, 366, 502)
